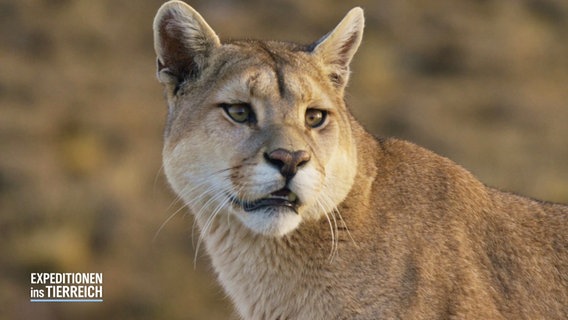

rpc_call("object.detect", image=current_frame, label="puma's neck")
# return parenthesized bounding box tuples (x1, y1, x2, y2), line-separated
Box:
(196, 209, 337, 319)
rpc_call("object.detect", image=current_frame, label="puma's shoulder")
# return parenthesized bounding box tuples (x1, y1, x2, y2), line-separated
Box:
(367, 137, 488, 201)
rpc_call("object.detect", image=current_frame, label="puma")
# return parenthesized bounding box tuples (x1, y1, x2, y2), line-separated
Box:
(153, 1, 568, 319)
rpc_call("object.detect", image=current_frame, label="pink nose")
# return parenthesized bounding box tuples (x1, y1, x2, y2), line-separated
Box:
(264, 148, 311, 179)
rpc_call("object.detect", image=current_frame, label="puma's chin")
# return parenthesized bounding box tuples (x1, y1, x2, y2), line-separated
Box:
(235, 207, 302, 237)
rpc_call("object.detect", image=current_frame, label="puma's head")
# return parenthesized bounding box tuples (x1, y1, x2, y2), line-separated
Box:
(153, 1, 364, 236)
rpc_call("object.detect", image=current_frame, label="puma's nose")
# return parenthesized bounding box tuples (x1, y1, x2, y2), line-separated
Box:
(264, 148, 311, 179)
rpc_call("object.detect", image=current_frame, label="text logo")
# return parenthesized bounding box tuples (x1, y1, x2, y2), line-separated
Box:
(30, 273, 103, 303)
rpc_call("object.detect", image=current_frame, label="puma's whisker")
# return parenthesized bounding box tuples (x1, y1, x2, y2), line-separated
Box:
(315, 198, 337, 262)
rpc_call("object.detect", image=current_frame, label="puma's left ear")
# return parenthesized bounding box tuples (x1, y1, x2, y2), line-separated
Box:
(310, 7, 364, 88)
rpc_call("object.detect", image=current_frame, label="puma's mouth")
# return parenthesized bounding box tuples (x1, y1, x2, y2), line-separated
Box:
(233, 188, 300, 213)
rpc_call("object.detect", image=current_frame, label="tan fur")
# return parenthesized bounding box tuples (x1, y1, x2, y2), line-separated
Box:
(153, 1, 568, 319)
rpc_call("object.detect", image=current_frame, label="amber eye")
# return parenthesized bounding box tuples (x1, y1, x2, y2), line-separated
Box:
(221, 103, 256, 124)
(305, 108, 327, 128)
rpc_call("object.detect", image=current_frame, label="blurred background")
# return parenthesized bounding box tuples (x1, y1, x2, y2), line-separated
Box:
(1, 0, 567, 319)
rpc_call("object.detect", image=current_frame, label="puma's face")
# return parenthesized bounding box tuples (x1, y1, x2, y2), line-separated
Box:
(155, 2, 363, 236)
(163, 44, 358, 236)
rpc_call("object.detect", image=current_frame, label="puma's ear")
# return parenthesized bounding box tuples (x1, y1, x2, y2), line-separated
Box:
(153, 0, 220, 88)
(309, 7, 364, 88)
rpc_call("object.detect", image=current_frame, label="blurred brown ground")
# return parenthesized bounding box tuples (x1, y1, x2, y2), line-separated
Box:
(0, 0, 567, 319)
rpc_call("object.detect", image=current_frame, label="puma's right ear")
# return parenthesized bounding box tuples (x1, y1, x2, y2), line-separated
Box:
(153, 0, 220, 89)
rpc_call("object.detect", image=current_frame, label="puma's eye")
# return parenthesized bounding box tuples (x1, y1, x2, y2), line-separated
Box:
(305, 109, 327, 128)
(221, 103, 256, 124)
